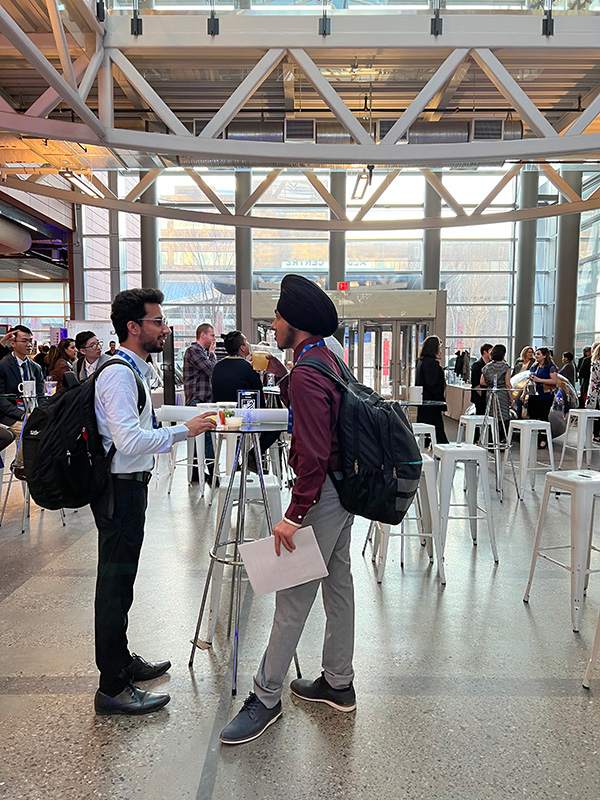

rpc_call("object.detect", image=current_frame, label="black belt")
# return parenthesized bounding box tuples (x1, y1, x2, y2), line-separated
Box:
(113, 471, 152, 485)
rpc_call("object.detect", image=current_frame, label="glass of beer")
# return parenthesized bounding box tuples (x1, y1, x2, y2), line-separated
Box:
(250, 344, 270, 372)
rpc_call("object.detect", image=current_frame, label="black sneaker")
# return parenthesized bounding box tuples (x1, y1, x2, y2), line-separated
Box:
(290, 673, 356, 712)
(219, 692, 282, 745)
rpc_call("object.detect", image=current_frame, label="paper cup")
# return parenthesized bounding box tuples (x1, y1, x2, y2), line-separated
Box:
(408, 386, 423, 404)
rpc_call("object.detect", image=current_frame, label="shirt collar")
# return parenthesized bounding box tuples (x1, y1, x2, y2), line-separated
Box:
(118, 346, 152, 379)
(293, 335, 323, 364)
(14, 354, 25, 367)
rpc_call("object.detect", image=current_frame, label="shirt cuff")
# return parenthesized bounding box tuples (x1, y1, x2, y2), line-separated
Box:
(285, 502, 309, 526)
(172, 424, 190, 443)
(283, 516, 302, 528)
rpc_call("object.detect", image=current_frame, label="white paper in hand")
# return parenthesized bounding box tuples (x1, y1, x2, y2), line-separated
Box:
(238, 526, 328, 595)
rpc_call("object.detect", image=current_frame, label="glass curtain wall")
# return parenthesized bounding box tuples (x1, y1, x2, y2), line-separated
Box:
(0, 282, 69, 345)
(77, 168, 534, 363)
(576, 171, 600, 354)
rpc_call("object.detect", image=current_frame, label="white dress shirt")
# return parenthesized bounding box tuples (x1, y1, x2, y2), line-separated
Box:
(83, 358, 99, 378)
(94, 346, 188, 474)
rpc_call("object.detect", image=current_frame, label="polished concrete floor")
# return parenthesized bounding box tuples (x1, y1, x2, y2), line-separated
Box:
(2, 422, 600, 800)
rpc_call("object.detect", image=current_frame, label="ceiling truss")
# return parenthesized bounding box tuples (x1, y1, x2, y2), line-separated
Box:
(0, 7, 599, 231)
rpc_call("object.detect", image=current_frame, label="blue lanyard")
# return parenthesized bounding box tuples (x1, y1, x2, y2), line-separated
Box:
(287, 339, 325, 434)
(115, 349, 157, 429)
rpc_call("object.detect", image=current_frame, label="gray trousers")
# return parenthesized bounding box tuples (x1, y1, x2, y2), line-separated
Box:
(254, 476, 355, 709)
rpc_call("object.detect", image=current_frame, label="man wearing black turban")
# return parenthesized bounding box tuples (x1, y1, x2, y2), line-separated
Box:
(221, 275, 356, 745)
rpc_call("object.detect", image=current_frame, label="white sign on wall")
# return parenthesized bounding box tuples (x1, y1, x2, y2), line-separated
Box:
(67, 320, 117, 350)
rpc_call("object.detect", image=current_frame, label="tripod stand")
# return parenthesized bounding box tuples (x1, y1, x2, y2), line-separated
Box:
(481, 385, 521, 503)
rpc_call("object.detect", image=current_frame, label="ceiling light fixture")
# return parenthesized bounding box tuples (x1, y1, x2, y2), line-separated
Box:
(131, 0, 143, 36)
(19, 269, 51, 280)
(59, 170, 101, 198)
(352, 169, 370, 201)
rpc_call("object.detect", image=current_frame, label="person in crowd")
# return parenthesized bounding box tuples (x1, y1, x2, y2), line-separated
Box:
(0, 425, 15, 457)
(470, 342, 493, 416)
(220, 274, 355, 745)
(0, 330, 15, 360)
(480, 344, 512, 441)
(44, 345, 57, 375)
(578, 345, 592, 408)
(75, 331, 110, 381)
(214, 334, 228, 362)
(212, 330, 279, 466)
(528, 347, 558, 448)
(415, 335, 448, 445)
(33, 344, 49, 373)
(585, 343, 600, 441)
(558, 351, 576, 387)
(105, 340, 117, 357)
(92, 288, 216, 716)
(49, 337, 77, 392)
(212, 330, 262, 402)
(184, 323, 217, 483)
(512, 345, 535, 377)
(0, 325, 44, 479)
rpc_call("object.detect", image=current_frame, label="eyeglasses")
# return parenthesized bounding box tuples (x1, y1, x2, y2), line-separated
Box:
(82, 341, 103, 350)
(138, 317, 169, 327)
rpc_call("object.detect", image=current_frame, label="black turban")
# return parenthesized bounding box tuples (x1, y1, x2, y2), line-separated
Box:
(276, 274, 338, 337)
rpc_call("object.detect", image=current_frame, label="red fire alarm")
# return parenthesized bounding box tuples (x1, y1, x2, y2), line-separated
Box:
(338, 281, 349, 291)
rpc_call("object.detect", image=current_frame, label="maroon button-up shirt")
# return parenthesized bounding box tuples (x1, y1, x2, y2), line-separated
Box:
(280, 336, 343, 525)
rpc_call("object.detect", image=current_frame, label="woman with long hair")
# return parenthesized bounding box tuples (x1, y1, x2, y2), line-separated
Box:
(527, 347, 557, 448)
(585, 342, 600, 440)
(49, 337, 77, 392)
(415, 334, 448, 444)
(512, 345, 535, 377)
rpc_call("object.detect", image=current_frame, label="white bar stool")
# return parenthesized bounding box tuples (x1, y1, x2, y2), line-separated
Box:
(524, 470, 600, 632)
(504, 420, 555, 496)
(558, 409, 600, 470)
(457, 414, 486, 444)
(207, 473, 283, 642)
(412, 423, 437, 452)
(156, 405, 211, 495)
(365, 454, 445, 584)
(433, 443, 498, 563)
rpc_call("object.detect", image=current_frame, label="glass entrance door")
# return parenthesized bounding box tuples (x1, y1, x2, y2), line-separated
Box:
(358, 321, 429, 400)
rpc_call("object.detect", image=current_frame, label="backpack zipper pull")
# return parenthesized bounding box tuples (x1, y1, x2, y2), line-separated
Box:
(82, 427, 93, 465)
(354, 459, 359, 474)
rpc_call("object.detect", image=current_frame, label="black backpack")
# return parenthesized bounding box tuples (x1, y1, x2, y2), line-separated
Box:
(293, 355, 422, 525)
(22, 360, 146, 510)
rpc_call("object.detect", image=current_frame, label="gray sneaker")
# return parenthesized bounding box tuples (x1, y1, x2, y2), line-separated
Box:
(219, 692, 282, 745)
(290, 673, 356, 712)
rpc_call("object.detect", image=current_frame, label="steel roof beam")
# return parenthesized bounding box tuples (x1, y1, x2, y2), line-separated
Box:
(381, 49, 470, 146)
(7, 173, 600, 234)
(288, 49, 373, 146)
(0, 5, 105, 137)
(471, 48, 557, 139)
(184, 169, 232, 216)
(109, 48, 190, 137)
(45, 0, 78, 91)
(199, 49, 285, 139)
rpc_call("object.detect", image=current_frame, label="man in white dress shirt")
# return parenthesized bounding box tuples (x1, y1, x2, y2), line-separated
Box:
(92, 288, 216, 716)
(75, 330, 110, 381)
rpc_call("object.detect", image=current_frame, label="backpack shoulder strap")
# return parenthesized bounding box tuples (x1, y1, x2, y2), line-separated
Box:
(291, 355, 349, 390)
(93, 359, 147, 414)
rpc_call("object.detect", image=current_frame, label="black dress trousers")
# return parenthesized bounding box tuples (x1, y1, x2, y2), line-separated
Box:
(91, 476, 148, 695)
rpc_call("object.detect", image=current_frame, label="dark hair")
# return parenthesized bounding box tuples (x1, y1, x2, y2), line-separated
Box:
(562, 351, 574, 362)
(535, 347, 554, 367)
(111, 288, 164, 343)
(45, 345, 57, 367)
(11, 324, 32, 338)
(196, 323, 214, 339)
(419, 335, 441, 360)
(51, 338, 75, 368)
(75, 330, 96, 351)
(584, 346, 592, 355)
(480, 343, 493, 356)
(223, 330, 246, 355)
(490, 344, 506, 362)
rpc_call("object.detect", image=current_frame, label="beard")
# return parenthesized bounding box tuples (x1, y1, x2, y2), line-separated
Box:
(276, 321, 296, 350)
(140, 331, 165, 354)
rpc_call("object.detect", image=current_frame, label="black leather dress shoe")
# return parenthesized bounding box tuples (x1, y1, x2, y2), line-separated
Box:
(94, 684, 170, 716)
(123, 653, 171, 682)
